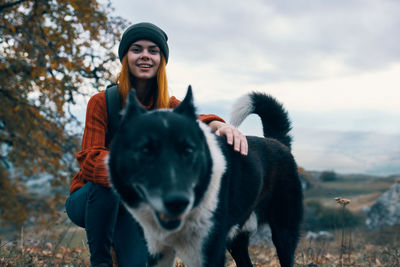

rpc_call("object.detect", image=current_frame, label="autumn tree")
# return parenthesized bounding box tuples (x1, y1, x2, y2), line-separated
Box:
(0, 0, 127, 226)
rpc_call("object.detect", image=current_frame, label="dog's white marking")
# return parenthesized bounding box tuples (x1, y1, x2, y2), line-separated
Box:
(168, 165, 177, 185)
(243, 212, 258, 233)
(154, 247, 176, 266)
(161, 117, 169, 128)
(228, 224, 240, 240)
(227, 212, 258, 241)
(229, 93, 253, 127)
(124, 121, 226, 267)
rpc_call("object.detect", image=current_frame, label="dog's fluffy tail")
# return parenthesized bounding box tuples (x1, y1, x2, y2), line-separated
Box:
(230, 92, 292, 149)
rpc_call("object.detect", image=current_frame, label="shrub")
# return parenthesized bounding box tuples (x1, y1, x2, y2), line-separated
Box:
(303, 200, 363, 231)
(298, 167, 316, 190)
(319, 171, 338, 182)
(364, 225, 400, 246)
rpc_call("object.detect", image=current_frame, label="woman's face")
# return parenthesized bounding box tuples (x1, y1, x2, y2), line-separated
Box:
(127, 40, 161, 81)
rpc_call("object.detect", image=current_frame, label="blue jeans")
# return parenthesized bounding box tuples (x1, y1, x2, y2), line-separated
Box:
(65, 182, 148, 267)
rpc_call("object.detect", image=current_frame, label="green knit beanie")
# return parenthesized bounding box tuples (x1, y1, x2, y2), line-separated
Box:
(118, 22, 169, 63)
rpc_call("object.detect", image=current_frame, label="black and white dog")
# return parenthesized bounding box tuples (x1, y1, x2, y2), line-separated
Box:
(108, 86, 303, 267)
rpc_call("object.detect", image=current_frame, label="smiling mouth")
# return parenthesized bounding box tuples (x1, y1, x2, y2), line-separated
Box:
(155, 211, 184, 231)
(137, 64, 152, 69)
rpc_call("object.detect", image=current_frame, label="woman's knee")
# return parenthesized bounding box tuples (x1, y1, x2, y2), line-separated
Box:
(65, 182, 119, 227)
(65, 187, 88, 228)
(86, 183, 120, 209)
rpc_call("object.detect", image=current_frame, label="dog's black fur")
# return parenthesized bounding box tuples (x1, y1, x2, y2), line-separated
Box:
(108, 86, 303, 267)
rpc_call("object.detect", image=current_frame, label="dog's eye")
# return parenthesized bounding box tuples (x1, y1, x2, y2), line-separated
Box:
(184, 147, 193, 154)
(140, 146, 150, 154)
(182, 146, 194, 157)
(137, 142, 155, 156)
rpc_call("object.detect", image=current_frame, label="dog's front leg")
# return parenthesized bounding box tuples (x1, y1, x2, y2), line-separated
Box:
(203, 250, 226, 267)
(202, 232, 229, 267)
(148, 247, 176, 267)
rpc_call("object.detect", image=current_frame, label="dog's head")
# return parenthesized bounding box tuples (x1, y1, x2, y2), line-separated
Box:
(108, 86, 213, 231)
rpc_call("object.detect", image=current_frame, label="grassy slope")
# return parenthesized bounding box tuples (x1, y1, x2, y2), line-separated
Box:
(304, 173, 397, 210)
(1, 172, 399, 266)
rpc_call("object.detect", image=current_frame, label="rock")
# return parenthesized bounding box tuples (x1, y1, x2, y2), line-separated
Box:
(361, 205, 371, 213)
(305, 231, 334, 241)
(366, 183, 400, 229)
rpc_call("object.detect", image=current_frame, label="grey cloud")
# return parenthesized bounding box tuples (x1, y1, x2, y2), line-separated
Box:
(113, 0, 400, 81)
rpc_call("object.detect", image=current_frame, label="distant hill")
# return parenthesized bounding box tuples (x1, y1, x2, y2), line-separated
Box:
(303, 169, 398, 212)
(291, 128, 400, 176)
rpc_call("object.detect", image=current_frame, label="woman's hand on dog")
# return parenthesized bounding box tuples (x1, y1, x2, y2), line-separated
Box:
(209, 121, 248, 156)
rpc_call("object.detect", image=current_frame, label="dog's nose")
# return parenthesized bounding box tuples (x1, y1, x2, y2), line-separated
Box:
(163, 193, 190, 216)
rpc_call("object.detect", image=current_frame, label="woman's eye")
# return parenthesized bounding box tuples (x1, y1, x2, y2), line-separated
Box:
(149, 49, 159, 54)
(131, 47, 142, 53)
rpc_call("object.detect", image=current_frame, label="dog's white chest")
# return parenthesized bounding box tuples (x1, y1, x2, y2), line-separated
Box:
(128, 204, 214, 267)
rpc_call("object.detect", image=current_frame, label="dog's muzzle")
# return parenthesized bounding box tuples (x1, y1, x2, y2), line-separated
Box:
(155, 192, 191, 231)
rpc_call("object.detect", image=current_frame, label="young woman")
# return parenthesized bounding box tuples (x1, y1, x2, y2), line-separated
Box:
(65, 22, 248, 267)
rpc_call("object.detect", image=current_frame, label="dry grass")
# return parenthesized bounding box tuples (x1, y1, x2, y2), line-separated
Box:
(1, 174, 398, 266)
(1, 223, 399, 266)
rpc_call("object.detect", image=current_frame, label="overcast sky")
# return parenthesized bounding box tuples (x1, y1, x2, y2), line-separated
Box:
(96, 0, 400, 175)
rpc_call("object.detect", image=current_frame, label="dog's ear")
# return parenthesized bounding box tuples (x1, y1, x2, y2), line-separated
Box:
(174, 85, 197, 120)
(122, 89, 146, 119)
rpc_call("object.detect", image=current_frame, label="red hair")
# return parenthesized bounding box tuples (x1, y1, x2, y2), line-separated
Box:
(116, 54, 169, 108)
